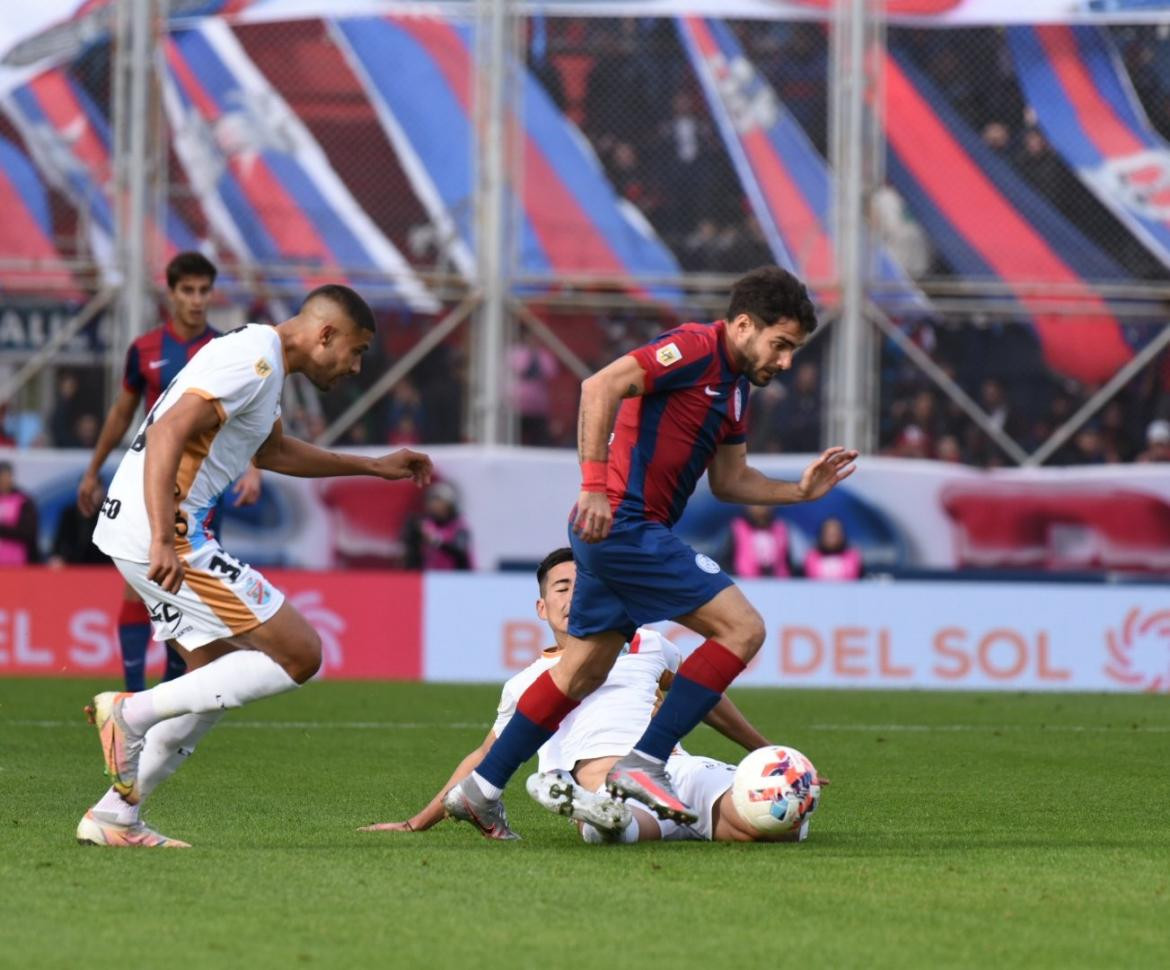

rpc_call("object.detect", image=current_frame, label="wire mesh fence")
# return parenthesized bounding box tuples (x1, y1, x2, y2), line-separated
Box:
(0, 5, 1169, 460)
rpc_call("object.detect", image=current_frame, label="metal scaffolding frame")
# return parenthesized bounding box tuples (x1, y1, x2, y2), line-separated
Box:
(3, 0, 1168, 467)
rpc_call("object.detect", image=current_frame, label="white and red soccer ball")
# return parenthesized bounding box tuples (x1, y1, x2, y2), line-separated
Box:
(732, 745, 821, 836)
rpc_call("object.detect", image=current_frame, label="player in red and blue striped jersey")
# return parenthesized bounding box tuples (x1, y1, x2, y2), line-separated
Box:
(78, 252, 261, 691)
(444, 266, 858, 838)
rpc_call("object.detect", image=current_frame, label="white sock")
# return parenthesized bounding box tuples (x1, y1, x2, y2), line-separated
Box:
(92, 787, 137, 825)
(470, 771, 504, 801)
(88, 712, 224, 826)
(121, 650, 297, 734)
(580, 816, 640, 844)
(138, 711, 224, 802)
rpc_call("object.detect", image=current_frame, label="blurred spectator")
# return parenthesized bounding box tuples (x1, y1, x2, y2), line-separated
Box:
(1137, 418, 1170, 462)
(73, 413, 100, 451)
(49, 495, 106, 567)
(885, 424, 931, 459)
(49, 371, 83, 447)
(508, 330, 559, 445)
(1099, 400, 1137, 463)
(804, 517, 862, 581)
(402, 481, 474, 571)
(728, 505, 793, 578)
(936, 434, 964, 464)
(778, 361, 821, 453)
(386, 379, 425, 446)
(0, 460, 39, 565)
(0, 405, 14, 446)
(1065, 423, 1109, 465)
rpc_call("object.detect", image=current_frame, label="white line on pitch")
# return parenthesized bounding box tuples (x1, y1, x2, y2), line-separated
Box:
(807, 723, 1170, 733)
(3, 719, 487, 730)
(6, 719, 1170, 733)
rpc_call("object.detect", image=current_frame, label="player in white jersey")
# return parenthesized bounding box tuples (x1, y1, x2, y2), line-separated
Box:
(360, 549, 816, 843)
(77, 284, 432, 848)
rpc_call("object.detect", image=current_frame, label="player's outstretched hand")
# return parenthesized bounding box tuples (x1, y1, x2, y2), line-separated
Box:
(796, 446, 859, 502)
(358, 821, 417, 833)
(573, 490, 613, 543)
(77, 471, 104, 518)
(147, 540, 185, 593)
(373, 449, 433, 486)
(231, 465, 263, 507)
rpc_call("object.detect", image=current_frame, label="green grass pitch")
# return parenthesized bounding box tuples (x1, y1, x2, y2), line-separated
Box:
(2, 679, 1168, 969)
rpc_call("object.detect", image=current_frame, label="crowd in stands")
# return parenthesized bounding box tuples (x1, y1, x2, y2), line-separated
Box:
(5, 20, 1170, 464)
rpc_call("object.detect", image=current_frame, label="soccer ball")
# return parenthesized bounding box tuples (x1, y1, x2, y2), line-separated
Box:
(731, 745, 821, 836)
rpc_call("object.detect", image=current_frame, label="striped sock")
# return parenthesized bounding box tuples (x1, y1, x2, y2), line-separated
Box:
(634, 639, 746, 762)
(118, 600, 152, 693)
(474, 671, 578, 791)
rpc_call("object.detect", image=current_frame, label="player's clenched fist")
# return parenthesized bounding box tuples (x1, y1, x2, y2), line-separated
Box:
(147, 540, 186, 593)
(573, 490, 613, 543)
(373, 448, 433, 486)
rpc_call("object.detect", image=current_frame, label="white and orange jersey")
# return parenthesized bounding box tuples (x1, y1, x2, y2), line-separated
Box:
(492, 628, 683, 774)
(94, 324, 284, 563)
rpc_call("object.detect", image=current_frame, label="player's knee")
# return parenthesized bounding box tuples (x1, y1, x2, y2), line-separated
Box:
(734, 611, 767, 659)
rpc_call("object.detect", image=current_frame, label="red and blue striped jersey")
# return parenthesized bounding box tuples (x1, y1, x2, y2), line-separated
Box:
(606, 320, 750, 528)
(122, 321, 215, 412)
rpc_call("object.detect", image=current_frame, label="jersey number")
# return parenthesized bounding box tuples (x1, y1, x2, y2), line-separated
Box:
(208, 554, 242, 583)
(100, 497, 121, 520)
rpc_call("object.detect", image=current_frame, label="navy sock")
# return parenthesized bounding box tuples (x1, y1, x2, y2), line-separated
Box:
(475, 670, 578, 789)
(634, 675, 722, 762)
(634, 639, 747, 762)
(163, 643, 187, 682)
(475, 712, 557, 789)
(119, 623, 151, 692)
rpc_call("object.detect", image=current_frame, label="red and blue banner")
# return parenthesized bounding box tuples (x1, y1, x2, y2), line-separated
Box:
(2, 66, 201, 276)
(0, 135, 77, 293)
(1008, 25, 1170, 273)
(883, 49, 1137, 385)
(159, 18, 437, 310)
(331, 15, 681, 300)
(677, 16, 927, 314)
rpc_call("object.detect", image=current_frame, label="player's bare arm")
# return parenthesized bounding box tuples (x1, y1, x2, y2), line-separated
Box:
(253, 418, 432, 485)
(360, 731, 497, 833)
(707, 442, 858, 506)
(143, 391, 222, 593)
(79, 388, 142, 517)
(702, 694, 772, 751)
(574, 354, 646, 543)
(231, 464, 263, 507)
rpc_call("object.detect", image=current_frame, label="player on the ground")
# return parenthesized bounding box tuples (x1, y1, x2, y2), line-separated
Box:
(443, 266, 856, 838)
(77, 284, 432, 848)
(362, 549, 810, 843)
(77, 252, 263, 691)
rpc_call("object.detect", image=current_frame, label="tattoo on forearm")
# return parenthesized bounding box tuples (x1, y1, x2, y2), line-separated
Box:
(577, 406, 587, 462)
(625, 384, 637, 398)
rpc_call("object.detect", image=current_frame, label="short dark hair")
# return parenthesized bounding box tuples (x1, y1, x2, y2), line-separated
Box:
(302, 284, 376, 334)
(536, 547, 574, 595)
(165, 251, 218, 289)
(727, 266, 818, 335)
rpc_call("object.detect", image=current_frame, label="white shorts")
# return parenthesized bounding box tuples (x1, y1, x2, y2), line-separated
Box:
(664, 752, 736, 842)
(113, 543, 285, 649)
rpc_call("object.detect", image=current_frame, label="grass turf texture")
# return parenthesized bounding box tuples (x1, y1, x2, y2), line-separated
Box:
(2, 680, 1168, 969)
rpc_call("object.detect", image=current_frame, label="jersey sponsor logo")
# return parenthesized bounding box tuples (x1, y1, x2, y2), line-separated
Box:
(655, 342, 682, 367)
(254, 357, 272, 378)
(703, 386, 723, 398)
(695, 553, 721, 575)
(244, 576, 271, 606)
(147, 359, 169, 370)
(734, 386, 743, 423)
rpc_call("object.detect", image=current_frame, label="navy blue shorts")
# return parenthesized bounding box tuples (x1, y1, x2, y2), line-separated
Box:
(568, 518, 734, 639)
